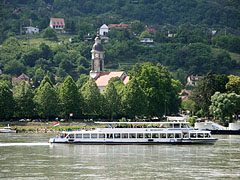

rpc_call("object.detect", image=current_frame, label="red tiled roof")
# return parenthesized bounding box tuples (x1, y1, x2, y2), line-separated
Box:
(108, 24, 130, 29)
(189, 75, 201, 81)
(12, 73, 29, 83)
(50, 18, 65, 26)
(95, 72, 128, 87)
(146, 28, 156, 33)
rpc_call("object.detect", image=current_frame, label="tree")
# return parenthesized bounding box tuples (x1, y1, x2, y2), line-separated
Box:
(209, 92, 240, 122)
(34, 82, 59, 119)
(59, 76, 82, 118)
(226, 75, 240, 95)
(0, 81, 14, 119)
(76, 74, 89, 89)
(14, 81, 35, 118)
(32, 67, 45, 88)
(122, 77, 147, 119)
(42, 27, 57, 40)
(81, 78, 103, 118)
(3, 60, 25, 76)
(103, 79, 121, 119)
(130, 62, 181, 118)
(190, 73, 224, 117)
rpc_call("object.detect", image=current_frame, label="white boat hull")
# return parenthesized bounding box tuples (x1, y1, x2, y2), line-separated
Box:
(49, 137, 217, 145)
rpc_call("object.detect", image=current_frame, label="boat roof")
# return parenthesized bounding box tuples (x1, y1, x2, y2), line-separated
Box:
(95, 121, 189, 124)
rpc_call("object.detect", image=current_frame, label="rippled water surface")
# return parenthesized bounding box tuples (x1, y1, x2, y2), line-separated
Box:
(0, 134, 239, 180)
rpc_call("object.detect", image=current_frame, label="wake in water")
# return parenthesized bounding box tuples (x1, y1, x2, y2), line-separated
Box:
(0, 143, 50, 146)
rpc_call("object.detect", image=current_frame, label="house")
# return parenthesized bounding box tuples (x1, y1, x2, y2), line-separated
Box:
(186, 75, 201, 86)
(12, 73, 29, 84)
(89, 36, 129, 92)
(49, 18, 65, 33)
(179, 89, 192, 101)
(146, 28, 156, 34)
(99, 24, 109, 36)
(95, 72, 129, 93)
(108, 24, 130, 30)
(140, 38, 154, 43)
(22, 26, 39, 34)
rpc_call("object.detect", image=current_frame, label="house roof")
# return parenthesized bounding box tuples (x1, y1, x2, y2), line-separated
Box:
(189, 75, 201, 81)
(108, 24, 130, 29)
(146, 28, 156, 33)
(100, 24, 108, 29)
(12, 73, 29, 83)
(95, 72, 129, 87)
(50, 18, 65, 26)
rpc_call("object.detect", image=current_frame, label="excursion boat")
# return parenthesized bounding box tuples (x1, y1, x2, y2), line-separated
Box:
(49, 117, 217, 145)
(0, 124, 17, 133)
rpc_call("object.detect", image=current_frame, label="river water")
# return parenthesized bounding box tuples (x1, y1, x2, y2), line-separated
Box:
(0, 133, 239, 180)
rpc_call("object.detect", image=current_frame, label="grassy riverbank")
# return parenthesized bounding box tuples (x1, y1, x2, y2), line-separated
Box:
(0, 121, 103, 133)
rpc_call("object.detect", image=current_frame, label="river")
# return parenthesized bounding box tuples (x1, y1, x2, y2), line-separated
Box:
(0, 133, 239, 180)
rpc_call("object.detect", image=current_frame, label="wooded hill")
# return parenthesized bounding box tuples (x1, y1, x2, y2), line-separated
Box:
(0, 0, 240, 86)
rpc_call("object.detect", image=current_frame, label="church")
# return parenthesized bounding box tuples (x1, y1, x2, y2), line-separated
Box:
(90, 36, 129, 93)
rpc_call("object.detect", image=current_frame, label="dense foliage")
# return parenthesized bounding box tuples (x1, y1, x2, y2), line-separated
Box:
(0, 63, 182, 120)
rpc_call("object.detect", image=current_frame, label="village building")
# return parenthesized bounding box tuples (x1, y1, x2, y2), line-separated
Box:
(49, 18, 65, 33)
(108, 24, 130, 30)
(186, 75, 201, 86)
(179, 89, 192, 101)
(90, 36, 129, 92)
(22, 26, 39, 34)
(12, 73, 30, 84)
(99, 24, 109, 36)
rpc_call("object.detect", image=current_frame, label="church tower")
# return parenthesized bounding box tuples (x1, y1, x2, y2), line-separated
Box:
(90, 36, 104, 79)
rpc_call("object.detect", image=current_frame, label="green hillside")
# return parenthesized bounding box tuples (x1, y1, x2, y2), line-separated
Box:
(0, 0, 240, 86)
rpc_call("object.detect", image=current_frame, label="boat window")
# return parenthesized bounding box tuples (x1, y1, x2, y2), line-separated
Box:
(114, 133, 121, 138)
(137, 133, 143, 138)
(69, 134, 74, 138)
(107, 133, 113, 139)
(204, 133, 210, 138)
(145, 133, 151, 138)
(190, 133, 196, 138)
(152, 133, 159, 138)
(197, 133, 204, 138)
(91, 134, 98, 139)
(122, 133, 128, 138)
(99, 134, 105, 138)
(160, 133, 166, 138)
(76, 134, 82, 138)
(83, 134, 90, 139)
(129, 133, 136, 138)
(175, 133, 181, 138)
(183, 132, 189, 138)
(174, 124, 180, 128)
(167, 133, 174, 139)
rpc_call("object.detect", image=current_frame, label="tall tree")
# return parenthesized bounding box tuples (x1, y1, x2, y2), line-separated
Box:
(14, 81, 35, 118)
(0, 81, 14, 119)
(81, 78, 103, 118)
(59, 76, 82, 118)
(34, 82, 59, 119)
(103, 80, 121, 119)
(122, 77, 147, 119)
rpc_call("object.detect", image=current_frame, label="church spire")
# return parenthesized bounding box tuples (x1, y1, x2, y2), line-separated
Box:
(90, 36, 104, 79)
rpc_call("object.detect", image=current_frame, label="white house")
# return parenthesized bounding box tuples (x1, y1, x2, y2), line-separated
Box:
(22, 26, 39, 34)
(99, 24, 109, 36)
(140, 38, 154, 43)
(49, 18, 65, 33)
(186, 75, 201, 86)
